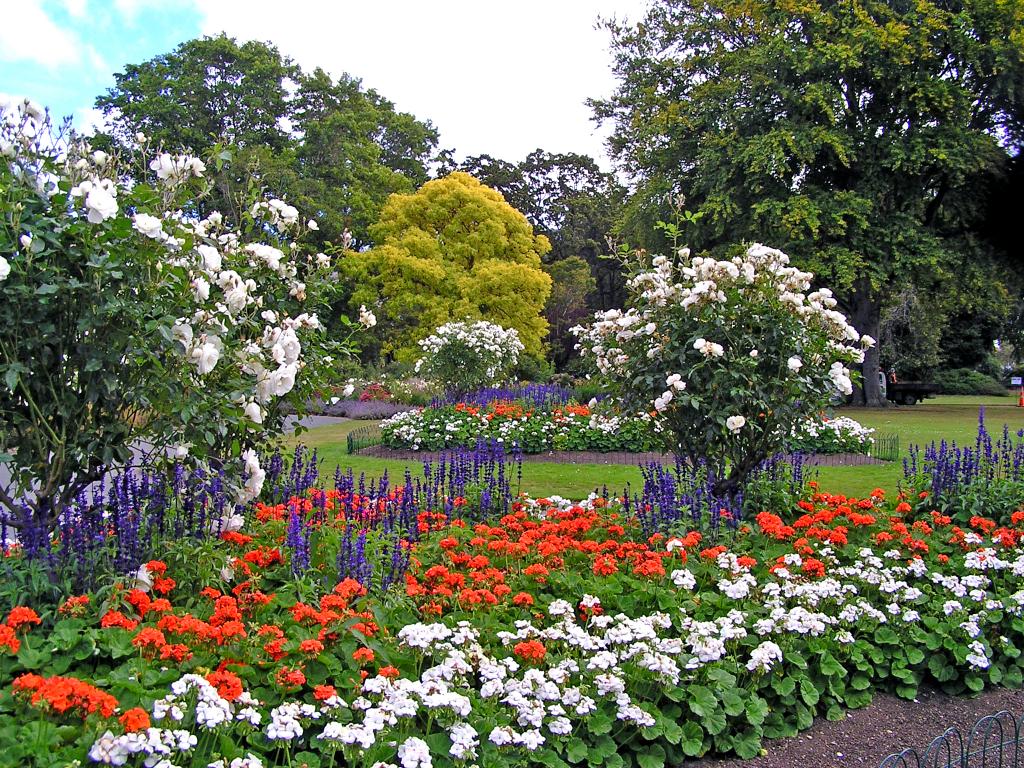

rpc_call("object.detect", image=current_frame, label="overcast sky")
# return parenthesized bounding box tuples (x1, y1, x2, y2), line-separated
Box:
(0, 0, 648, 168)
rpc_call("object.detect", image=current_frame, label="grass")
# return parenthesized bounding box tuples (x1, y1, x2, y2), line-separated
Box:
(283, 394, 1024, 501)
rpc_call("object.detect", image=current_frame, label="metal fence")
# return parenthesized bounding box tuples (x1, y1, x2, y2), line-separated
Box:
(879, 710, 1023, 767)
(872, 432, 901, 462)
(346, 424, 383, 454)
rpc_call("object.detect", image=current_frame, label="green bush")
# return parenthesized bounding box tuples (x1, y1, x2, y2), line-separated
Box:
(933, 368, 1008, 396)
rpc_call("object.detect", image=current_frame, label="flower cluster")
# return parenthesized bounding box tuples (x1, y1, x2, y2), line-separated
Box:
(414, 321, 524, 395)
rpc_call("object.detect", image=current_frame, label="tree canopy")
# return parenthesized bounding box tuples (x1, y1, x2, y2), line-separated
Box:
(454, 150, 627, 310)
(593, 0, 1024, 403)
(342, 173, 553, 361)
(96, 35, 438, 248)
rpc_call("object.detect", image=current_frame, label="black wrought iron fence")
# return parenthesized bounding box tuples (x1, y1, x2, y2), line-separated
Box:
(347, 425, 383, 454)
(879, 709, 1023, 767)
(872, 432, 901, 462)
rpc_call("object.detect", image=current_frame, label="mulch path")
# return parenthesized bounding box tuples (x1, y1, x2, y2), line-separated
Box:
(684, 685, 1024, 768)
(356, 446, 885, 467)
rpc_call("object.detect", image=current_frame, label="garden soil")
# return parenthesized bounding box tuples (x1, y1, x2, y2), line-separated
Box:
(684, 685, 1024, 767)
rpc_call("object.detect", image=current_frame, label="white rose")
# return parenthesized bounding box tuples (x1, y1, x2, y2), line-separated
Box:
(358, 305, 377, 328)
(726, 415, 746, 433)
(19, 234, 31, 250)
(84, 182, 118, 223)
(0, 256, 9, 281)
(787, 356, 803, 372)
(197, 244, 222, 273)
(192, 277, 210, 302)
(244, 401, 264, 425)
(191, 340, 221, 375)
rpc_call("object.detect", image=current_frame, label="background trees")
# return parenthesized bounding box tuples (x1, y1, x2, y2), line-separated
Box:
(96, 35, 438, 248)
(593, 0, 1024, 402)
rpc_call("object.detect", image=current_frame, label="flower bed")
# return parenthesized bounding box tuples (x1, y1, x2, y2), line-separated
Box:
(381, 399, 873, 457)
(381, 401, 659, 453)
(1, 457, 1023, 768)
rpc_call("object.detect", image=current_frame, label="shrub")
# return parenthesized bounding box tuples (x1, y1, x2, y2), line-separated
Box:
(414, 321, 524, 396)
(574, 242, 872, 501)
(0, 101, 366, 532)
(933, 368, 1008, 396)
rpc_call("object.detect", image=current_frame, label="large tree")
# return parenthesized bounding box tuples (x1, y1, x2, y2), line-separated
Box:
(342, 173, 553, 361)
(593, 0, 1024, 404)
(457, 150, 628, 310)
(96, 35, 438, 247)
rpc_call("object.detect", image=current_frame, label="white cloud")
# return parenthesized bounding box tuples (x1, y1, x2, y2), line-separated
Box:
(74, 106, 108, 135)
(61, 0, 89, 18)
(0, 0, 83, 68)
(193, 0, 645, 168)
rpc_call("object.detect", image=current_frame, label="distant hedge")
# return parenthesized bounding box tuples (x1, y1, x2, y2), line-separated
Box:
(933, 368, 1009, 396)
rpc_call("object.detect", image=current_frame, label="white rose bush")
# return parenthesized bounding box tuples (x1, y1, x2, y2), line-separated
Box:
(414, 320, 524, 397)
(573, 243, 874, 501)
(0, 101, 363, 533)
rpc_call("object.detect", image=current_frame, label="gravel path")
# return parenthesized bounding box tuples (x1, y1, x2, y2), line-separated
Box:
(684, 686, 1024, 767)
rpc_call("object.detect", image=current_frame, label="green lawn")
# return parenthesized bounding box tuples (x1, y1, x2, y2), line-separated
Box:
(284, 394, 1024, 500)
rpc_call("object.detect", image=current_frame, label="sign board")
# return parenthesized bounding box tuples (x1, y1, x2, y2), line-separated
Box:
(1012, 377, 1022, 386)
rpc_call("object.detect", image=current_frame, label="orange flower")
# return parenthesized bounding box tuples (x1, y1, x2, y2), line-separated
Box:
(58, 595, 90, 616)
(299, 639, 325, 656)
(275, 667, 306, 689)
(313, 684, 337, 701)
(592, 555, 618, 576)
(0, 625, 20, 654)
(6, 606, 41, 631)
(513, 640, 547, 663)
(352, 647, 375, 664)
(119, 707, 151, 733)
(99, 610, 139, 631)
(132, 628, 167, 653)
(512, 592, 534, 607)
(12, 673, 118, 719)
(379, 665, 401, 679)
(205, 670, 244, 702)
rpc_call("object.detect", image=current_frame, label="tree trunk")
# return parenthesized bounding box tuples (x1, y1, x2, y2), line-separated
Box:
(848, 278, 888, 407)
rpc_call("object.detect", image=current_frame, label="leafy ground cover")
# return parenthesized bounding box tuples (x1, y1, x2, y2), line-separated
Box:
(2, 451, 1024, 768)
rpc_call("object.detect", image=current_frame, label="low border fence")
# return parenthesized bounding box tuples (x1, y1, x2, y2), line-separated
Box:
(879, 709, 1023, 767)
(347, 425, 383, 454)
(872, 432, 900, 462)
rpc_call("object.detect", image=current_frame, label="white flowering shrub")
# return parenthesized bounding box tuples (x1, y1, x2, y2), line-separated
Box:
(414, 320, 524, 396)
(573, 243, 874, 498)
(788, 415, 875, 455)
(0, 100, 369, 530)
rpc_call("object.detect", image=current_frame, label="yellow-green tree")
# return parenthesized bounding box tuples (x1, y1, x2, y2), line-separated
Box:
(344, 172, 552, 361)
